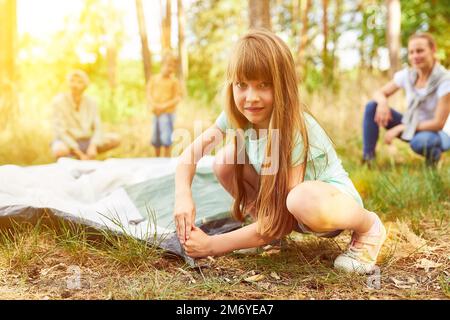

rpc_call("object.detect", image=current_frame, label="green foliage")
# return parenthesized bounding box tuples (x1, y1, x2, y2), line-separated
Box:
(356, 0, 386, 68)
(187, 0, 247, 102)
(89, 60, 147, 123)
(401, 0, 450, 67)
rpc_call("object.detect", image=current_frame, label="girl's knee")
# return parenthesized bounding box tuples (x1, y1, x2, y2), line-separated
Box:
(213, 148, 234, 182)
(286, 182, 338, 229)
(287, 183, 322, 219)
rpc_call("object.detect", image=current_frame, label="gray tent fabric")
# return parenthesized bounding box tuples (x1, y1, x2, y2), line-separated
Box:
(0, 157, 242, 266)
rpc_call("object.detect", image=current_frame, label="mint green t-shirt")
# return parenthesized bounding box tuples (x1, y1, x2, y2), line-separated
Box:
(214, 111, 363, 206)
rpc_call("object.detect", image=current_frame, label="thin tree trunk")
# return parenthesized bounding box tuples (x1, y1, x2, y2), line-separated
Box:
(0, 0, 17, 123)
(106, 42, 117, 86)
(297, 0, 312, 81)
(292, 0, 300, 40)
(177, 0, 188, 86)
(330, 0, 343, 83)
(386, 0, 401, 76)
(135, 0, 152, 84)
(105, 0, 118, 91)
(322, 0, 330, 83)
(369, 37, 377, 72)
(248, 0, 271, 30)
(161, 0, 172, 51)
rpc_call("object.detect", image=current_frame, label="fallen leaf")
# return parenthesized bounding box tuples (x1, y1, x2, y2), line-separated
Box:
(395, 220, 428, 251)
(414, 258, 442, 272)
(257, 282, 271, 290)
(390, 276, 417, 289)
(261, 249, 281, 257)
(270, 272, 281, 280)
(244, 274, 265, 283)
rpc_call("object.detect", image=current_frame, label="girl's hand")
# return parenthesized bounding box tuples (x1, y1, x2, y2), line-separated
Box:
(173, 194, 196, 244)
(384, 125, 404, 145)
(183, 226, 213, 258)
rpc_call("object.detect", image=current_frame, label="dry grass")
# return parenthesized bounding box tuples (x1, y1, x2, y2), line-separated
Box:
(0, 218, 448, 300)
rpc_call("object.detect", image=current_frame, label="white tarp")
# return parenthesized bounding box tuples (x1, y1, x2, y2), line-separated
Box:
(0, 157, 239, 264)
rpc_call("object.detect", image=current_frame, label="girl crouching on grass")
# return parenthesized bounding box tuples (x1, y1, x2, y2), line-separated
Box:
(173, 30, 386, 274)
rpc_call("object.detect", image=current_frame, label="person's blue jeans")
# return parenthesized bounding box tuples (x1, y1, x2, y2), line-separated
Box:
(151, 113, 175, 147)
(362, 101, 450, 164)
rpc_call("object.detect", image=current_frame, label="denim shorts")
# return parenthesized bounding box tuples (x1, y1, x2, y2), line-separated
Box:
(151, 113, 175, 147)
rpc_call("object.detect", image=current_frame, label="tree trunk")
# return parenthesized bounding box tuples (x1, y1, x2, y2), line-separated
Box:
(161, 0, 172, 51)
(292, 0, 300, 40)
(106, 41, 117, 85)
(105, 0, 118, 91)
(0, 0, 17, 124)
(330, 0, 343, 83)
(135, 0, 152, 84)
(297, 0, 312, 82)
(248, 0, 271, 30)
(322, 0, 330, 83)
(177, 0, 188, 86)
(386, 0, 401, 76)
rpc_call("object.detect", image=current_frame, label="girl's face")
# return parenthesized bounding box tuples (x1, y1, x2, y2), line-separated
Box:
(408, 38, 435, 70)
(232, 79, 274, 130)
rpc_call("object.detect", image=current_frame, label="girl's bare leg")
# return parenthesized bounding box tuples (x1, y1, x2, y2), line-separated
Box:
(286, 181, 386, 274)
(286, 181, 375, 234)
(213, 144, 260, 217)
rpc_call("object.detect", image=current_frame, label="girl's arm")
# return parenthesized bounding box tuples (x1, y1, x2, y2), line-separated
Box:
(209, 222, 275, 256)
(174, 124, 225, 244)
(184, 163, 306, 258)
(184, 223, 278, 258)
(373, 81, 401, 127)
(415, 93, 450, 132)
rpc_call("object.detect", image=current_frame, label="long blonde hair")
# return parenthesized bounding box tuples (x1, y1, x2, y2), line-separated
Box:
(224, 29, 310, 239)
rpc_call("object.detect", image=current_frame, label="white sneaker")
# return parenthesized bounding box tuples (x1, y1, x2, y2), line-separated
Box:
(334, 217, 386, 274)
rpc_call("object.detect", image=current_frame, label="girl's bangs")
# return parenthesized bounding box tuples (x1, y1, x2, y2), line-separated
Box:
(229, 41, 272, 83)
